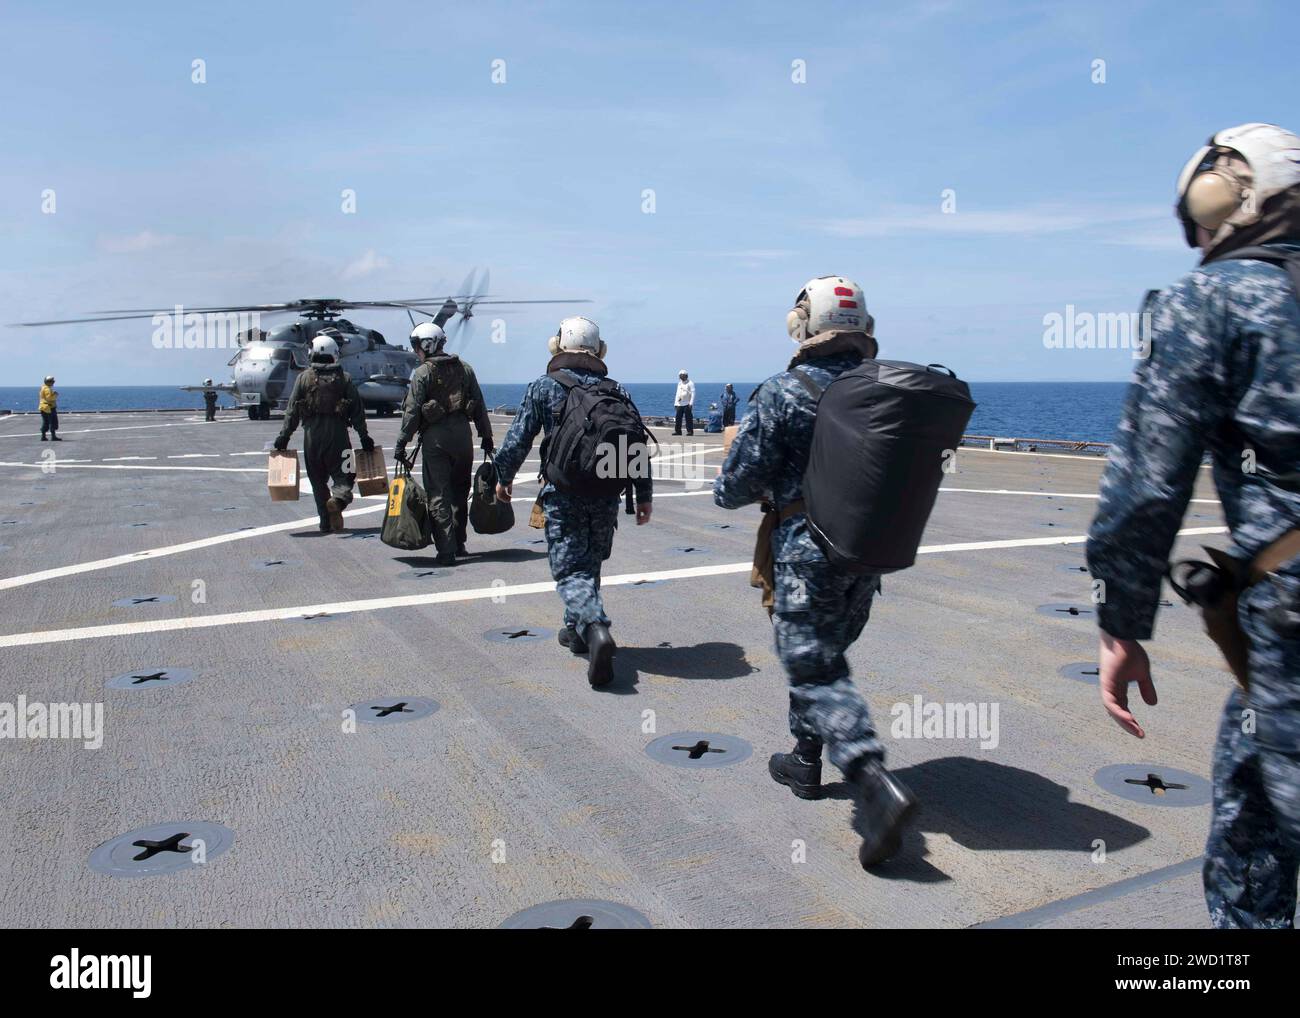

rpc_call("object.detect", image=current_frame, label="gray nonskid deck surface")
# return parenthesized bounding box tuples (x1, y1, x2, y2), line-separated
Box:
(0, 411, 1233, 928)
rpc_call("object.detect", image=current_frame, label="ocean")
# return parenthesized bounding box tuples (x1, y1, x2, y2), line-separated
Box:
(0, 380, 1132, 444)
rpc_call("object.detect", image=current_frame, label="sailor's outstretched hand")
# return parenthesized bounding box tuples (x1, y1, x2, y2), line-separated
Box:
(495, 482, 512, 503)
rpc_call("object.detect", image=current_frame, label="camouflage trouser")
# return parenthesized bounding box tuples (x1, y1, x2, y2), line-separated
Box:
(1204, 578, 1300, 928)
(543, 490, 620, 631)
(772, 561, 884, 776)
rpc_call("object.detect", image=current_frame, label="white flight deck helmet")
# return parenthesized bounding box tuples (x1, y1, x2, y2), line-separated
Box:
(310, 335, 340, 365)
(44, 375, 54, 384)
(786, 275, 873, 344)
(1176, 122, 1300, 248)
(409, 321, 447, 356)
(204, 378, 213, 385)
(547, 316, 606, 359)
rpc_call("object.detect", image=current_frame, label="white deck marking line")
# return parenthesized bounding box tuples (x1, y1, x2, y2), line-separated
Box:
(167, 453, 221, 459)
(0, 501, 388, 592)
(0, 461, 268, 474)
(959, 445, 1214, 470)
(940, 486, 1221, 505)
(0, 526, 1228, 649)
(0, 420, 222, 439)
(0, 472, 1219, 593)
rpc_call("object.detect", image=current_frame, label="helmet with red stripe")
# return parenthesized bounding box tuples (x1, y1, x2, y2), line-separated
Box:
(786, 276, 872, 343)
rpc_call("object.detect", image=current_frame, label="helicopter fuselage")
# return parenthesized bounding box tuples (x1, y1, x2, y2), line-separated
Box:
(231, 317, 414, 419)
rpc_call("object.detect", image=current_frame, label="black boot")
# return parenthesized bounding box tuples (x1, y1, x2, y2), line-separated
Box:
(768, 746, 824, 800)
(51, 435, 62, 441)
(851, 759, 917, 868)
(557, 625, 587, 654)
(434, 549, 457, 567)
(582, 621, 616, 687)
(325, 497, 346, 532)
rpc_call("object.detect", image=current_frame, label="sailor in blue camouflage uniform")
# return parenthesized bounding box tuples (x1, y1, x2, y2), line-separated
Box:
(1086, 124, 1300, 927)
(714, 276, 917, 868)
(493, 317, 653, 687)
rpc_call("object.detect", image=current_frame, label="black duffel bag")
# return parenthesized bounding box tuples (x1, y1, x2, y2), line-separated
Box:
(469, 452, 515, 536)
(796, 360, 976, 574)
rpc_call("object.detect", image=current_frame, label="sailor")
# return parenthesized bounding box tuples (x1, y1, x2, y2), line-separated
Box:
(714, 276, 916, 868)
(38, 375, 60, 441)
(273, 334, 374, 533)
(202, 378, 218, 422)
(673, 369, 695, 436)
(1086, 123, 1300, 928)
(721, 383, 739, 428)
(394, 322, 493, 566)
(492, 317, 653, 687)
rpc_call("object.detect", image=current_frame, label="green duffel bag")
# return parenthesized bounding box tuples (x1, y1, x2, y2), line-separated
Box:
(469, 452, 515, 536)
(381, 455, 432, 551)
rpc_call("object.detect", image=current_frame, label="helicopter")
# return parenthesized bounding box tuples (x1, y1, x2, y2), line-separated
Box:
(12, 269, 588, 419)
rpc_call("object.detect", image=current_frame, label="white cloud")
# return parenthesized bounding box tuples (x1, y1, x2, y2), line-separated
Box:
(97, 230, 177, 254)
(340, 249, 391, 281)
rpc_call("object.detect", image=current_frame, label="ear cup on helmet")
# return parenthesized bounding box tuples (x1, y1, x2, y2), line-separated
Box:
(1186, 171, 1242, 231)
(786, 301, 809, 342)
(596, 340, 607, 359)
(547, 335, 561, 355)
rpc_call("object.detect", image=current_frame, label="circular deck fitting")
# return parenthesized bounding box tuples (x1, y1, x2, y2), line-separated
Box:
(111, 595, 178, 608)
(296, 611, 336, 623)
(397, 568, 449, 581)
(106, 667, 198, 691)
(483, 626, 555, 644)
(627, 578, 662, 588)
(1036, 521, 1065, 528)
(211, 505, 243, 513)
(251, 558, 296, 571)
(499, 899, 652, 930)
(670, 546, 710, 555)
(645, 731, 753, 769)
(1035, 602, 1096, 619)
(1094, 764, 1211, 808)
(350, 696, 439, 726)
(88, 821, 234, 878)
(1057, 662, 1100, 684)
(707, 522, 735, 531)
(120, 521, 154, 529)
(1057, 563, 1091, 574)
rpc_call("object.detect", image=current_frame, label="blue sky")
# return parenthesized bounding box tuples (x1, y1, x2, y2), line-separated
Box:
(2, 0, 1297, 384)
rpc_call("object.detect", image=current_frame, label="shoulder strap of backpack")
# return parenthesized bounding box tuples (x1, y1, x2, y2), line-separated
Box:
(1213, 245, 1300, 297)
(791, 367, 823, 402)
(547, 370, 583, 390)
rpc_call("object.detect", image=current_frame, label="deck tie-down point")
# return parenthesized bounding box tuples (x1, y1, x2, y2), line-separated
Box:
(646, 731, 753, 769)
(131, 832, 191, 861)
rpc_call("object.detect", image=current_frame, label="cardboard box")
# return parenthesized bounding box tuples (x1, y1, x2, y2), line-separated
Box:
(267, 450, 300, 501)
(722, 424, 739, 455)
(354, 446, 388, 497)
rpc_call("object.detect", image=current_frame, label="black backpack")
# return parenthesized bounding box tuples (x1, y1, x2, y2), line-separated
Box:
(541, 370, 655, 497)
(795, 360, 976, 574)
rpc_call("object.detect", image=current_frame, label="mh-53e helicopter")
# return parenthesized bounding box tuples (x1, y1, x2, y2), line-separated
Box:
(13, 269, 588, 419)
